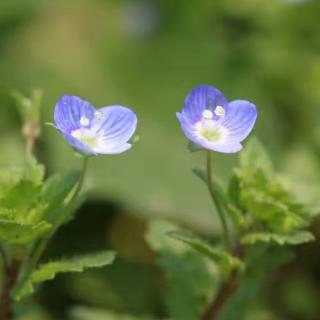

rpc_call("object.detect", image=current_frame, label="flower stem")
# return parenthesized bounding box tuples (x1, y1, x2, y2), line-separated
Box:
(0, 245, 7, 268)
(202, 271, 238, 320)
(22, 122, 40, 156)
(65, 156, 89, 212)
(206, 151, 232, 252)
(0, 260, 21, 320)
(24, 157, 89, 281)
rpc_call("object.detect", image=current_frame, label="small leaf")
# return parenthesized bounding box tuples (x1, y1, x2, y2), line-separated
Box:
(192, 167, 207, 184)
(145, 219, 187, 253)
(145, 220, 214, 320)
(12, 89, 43, 123)
(241, 231, 315, 246)
(0, 180, 42, 220)
(12, 251, 116, 301)
(24, 156, 45, 185)
(40, 172, 80, 222)
(228, 173, 242, 208)
(227, 205, 247, 229)
(168, 230, 245, 278)
(240, 138, 273, 174)
(0, 220, 52, 244)
(187, 141, 203, 152)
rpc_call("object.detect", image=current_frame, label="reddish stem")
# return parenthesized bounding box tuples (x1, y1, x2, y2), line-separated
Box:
(0, 261, 20, 320)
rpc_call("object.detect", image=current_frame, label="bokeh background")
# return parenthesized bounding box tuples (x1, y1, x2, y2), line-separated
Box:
(0, 0, 320, 319)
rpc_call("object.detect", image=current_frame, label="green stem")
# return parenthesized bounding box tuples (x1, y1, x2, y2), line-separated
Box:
(26, 157, 89, 275)
(0, 245, 7, 268)
(206, 151, 232, 252)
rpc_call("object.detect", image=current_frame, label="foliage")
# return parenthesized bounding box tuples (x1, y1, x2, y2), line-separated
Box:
(145, 220, 214, 320)
(0, 91, 116, 318)
(161, 138, 316, 319)
(12, 251, 116, 301)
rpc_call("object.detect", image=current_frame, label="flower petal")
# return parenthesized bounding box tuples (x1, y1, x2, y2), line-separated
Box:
(182, 84, 228, 123)
(176, 112, 199, 143)
(199, 140, 243, 153)
(63, 133, 96, 156)
(92, 105, 137, 144)
(93, 142, 132, 155)
(54, 95, 96, 133)
(177, 112, 242, 153)
(222, 100, 257, 143)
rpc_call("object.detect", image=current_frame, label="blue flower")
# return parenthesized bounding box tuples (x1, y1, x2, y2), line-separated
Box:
(54, 95, 137, 156)
(177, 85, 257, 153)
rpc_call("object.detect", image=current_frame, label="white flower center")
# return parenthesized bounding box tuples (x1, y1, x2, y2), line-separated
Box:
(194, 107, 226, 142)
(80, 116, 90, 127)
(71, 127, 97, 146)
(72, 112, 108, 151)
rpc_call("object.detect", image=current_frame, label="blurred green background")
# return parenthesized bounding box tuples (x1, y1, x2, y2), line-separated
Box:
(0, 0, 320, 319)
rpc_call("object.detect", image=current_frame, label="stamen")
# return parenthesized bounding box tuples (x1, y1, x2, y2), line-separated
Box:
(214, 106, 225, 117)
(80, 116, 90, 127)
(202, 109, 213, 120)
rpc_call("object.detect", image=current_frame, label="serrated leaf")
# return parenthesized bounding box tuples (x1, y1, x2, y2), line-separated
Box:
(168, 230, 245, 278)
(12, 251, 116, 301)
(240, 187, 308, 233)
(24, 156, 45, 185)
(0, 208, 16, 219)
(241, 231, 315, 246)
(234, 141, 313, 235)
(240, 138, 273, 174)
(0, 180, 42, 220)
(0, 220, 52, 244)
(145, 219, 190, 254)
(0, 167, 24, 191)
(227, 205, 247, 229)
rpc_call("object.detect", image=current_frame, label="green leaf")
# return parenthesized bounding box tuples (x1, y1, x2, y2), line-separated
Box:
(228, 173, 242, 208)
(0, 220, 51, 244)
(145, 219, 184, 253)
(71, 307, 149, 320)
(0, 180, 42, 218)
(240, 186, 309, 233)
(145, 220, 214, 320)
(12, 89, 43, 123)
(24, 156, 45, 186)
(168, 230, 245, 278)
(12, 251, 116, 301)
(241, 231, 315, 246)
(187, 141, 203, 152)
(227, 205, 247, 230)
(192, 167, 207, 184)
(40, 172, 80, 222)
(233, 141, 313, 235)
(240, 138, 273, 174)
